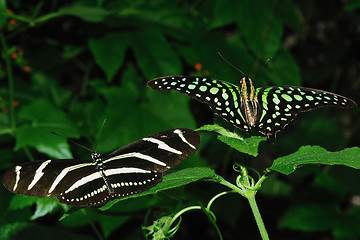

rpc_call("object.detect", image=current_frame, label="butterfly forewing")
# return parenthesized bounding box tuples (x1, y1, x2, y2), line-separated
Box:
(2, 159, 90, 198)
(103, 128, 200, 172)
(2, 128, 200, 207)
(256, 86, 357, 141)
(148, 76, 250, 133)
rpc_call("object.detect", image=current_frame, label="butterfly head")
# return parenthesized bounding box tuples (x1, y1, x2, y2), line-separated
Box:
(91, 151, 101, 163)
(239, 77, 256, 101)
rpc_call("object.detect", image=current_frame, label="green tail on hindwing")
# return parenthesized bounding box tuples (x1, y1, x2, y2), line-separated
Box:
(147, 76, 357, 142)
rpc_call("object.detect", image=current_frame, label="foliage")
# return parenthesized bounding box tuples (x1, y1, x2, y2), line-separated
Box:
(0, 0, 359, 240)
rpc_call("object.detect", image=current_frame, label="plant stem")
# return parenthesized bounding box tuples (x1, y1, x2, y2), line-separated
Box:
(206, 191, 232, 210)
(0, 33, 16, 133)
(169, 206, 201, 227)
(217, 173, 270, 239)
(246, 191, 269, 240)
(81, 209, 104, 240)
(203, 208, 223, 240)
(217, 176, 246, 197)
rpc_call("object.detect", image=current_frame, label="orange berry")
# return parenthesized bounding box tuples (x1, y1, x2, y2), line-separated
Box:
(203, 70, 210, 76)
(194, 63, 202, 71)
(11, 52, 17, 59)
(10, 19, 16, 25)
(24, 66, 31, 72)
(13, 101, 19, 107)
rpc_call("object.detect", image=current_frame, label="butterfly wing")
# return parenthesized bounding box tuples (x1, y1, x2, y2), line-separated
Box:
(102, 129, 200, 198)
(2, 159, 110, 207)
(256, 86, 357, 141)
(148, 76, 251, 133)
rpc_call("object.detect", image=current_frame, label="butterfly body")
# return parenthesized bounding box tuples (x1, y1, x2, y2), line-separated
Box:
(147, 76, 357, 141)
(3, 129, 200, 207)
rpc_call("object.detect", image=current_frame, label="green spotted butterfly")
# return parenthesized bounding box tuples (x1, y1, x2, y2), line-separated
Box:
(147, 76, 357, 142)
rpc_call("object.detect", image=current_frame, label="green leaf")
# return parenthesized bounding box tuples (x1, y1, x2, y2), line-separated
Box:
(96, 76, 196, 153)
(101, 167, 217, 210)
(31, 72, 72, 107)
(235, 0, 283, 58)
(279, 204, 339, 231)
(131, 30, 182, 79)
(265, 47, 301, 86)
(144, 216, 174, 240)
(116, 2, 192, 32)
(345, 0, 360, 11)
(259, 174, 292, 197)
(0, 222, 94, 240)
(0, 222, 29, 240)
(0, 0, 6, 29)
(210, 0, 240, 29)
(274, 0, 302, 33)
(313, 170, 347, 197)
(9, 195, 38, 211)
(30, 198, 60, 220)
(62, 208, 132, 238)
(99, 215, 130, 238)
(57, 5, 111, 23)
(15, 99, 80, 158)
(197, 124, 266, 156)
(332, 207, 360, 239)
(89, 32, 130, 82)
(269, 146, 360, 175)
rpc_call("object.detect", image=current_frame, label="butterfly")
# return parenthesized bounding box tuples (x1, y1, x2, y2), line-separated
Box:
(147, 76, 357, 142)
(2, 129, 200, 207)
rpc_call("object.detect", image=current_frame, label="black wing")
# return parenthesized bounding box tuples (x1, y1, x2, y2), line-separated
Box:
(256, 86, 357, 142)
(147, 76, 251, 133)
(2, 159, 110, 207)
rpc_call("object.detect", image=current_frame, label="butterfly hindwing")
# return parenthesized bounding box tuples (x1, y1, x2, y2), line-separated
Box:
(108, 171, 162, 200)
(148, 76, 251, 133)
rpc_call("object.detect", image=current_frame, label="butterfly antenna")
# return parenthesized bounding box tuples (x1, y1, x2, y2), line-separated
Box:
(263, 57, 272, 67)
(94, 118, 107, 151)
(50, 131, 93, 152)
(216, 49, 245, 76)
(252, 57, 273, 78)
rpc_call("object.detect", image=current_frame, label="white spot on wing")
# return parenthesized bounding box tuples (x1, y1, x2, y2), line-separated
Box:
(173, 129, 196, 149)
(64, 167, 151, 194)
(104, 153, 167, 166)
(142, 137, 182, 154)
(13, 166, 22, 191)
(28, 160, 51, 191)
(48, 162, 93, 194)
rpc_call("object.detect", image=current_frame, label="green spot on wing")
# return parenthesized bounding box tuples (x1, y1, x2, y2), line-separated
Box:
(222, 91, 229, 100)
(281, 94, 293, 102)
(294, 95, 303, 101)
(199, 86, 207, 92)
(306, 95, 314, 101)
(210, 87, 219, 94)
(188, 84, 196, 90)
(273, 94, 280, 105)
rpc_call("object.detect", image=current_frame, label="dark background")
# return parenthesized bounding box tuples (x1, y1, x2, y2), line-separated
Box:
(1, 0, 359, 239)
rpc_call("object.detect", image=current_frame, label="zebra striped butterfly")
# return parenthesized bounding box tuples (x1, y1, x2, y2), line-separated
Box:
(2, 129, 200, 207)
(147, 76, 357, 142)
